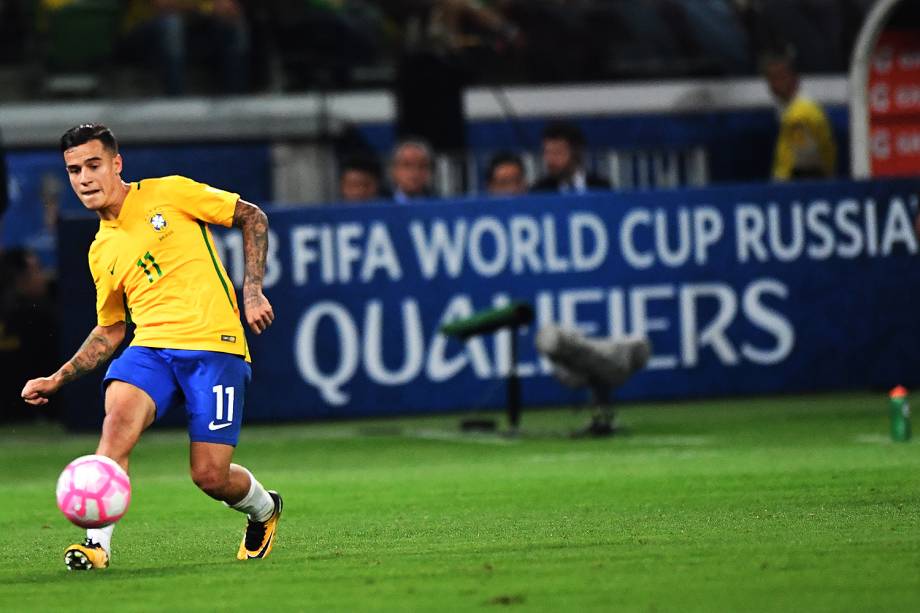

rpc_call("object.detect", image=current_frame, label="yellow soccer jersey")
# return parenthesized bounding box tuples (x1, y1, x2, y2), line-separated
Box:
(88, 175, 250, 361)
(772, 94, 837, 181)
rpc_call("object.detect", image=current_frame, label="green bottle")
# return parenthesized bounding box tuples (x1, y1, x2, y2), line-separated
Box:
(889, 386, 912, 442)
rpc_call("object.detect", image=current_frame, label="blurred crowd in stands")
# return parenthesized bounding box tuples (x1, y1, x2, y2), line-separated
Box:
(0, 0, 875, 99)
(346, 119, 617, 204)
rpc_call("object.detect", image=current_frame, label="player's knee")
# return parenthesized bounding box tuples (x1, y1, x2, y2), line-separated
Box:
(101, 404, 143, 438)
(190, 464, 230, 495)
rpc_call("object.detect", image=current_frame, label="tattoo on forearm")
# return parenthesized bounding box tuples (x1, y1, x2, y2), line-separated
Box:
(232, 200, 269, 307)
(59, 331, 118, 384)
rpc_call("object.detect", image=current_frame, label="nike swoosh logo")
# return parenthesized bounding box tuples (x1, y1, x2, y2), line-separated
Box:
(109, 259, 117, 275)
(208, 421, 232, 431)
(248, 532, 274, 559)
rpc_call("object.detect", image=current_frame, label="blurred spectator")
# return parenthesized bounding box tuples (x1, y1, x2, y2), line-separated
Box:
(254, 0, 387, 90)
(532, 120, 610, 194)
(390, 139, 435, 203)
(486, 151, 527, 196)
(668, 0, 752, 75)
(26, 172, 62, 272)
(763, 48, 836, 181)
(498, 0, 590, 82)
(423, 0, 521, 52)
(121, 0, 250, 96)
(0, 248, 58, 422)
(385, 0, 521, 55)
(33, 0, 122, 96)
(582, 0, 681, 78)
(0, 169, 62, 273)
(390, 0, 522, 151)
(339, 154, 387, 202)
(579, 0, 749, 80)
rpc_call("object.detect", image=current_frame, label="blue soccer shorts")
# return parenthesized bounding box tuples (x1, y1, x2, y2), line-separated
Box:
(103, 346, 252, 446)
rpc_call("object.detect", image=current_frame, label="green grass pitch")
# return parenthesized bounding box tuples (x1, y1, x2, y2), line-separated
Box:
(1, 392, 918, 612)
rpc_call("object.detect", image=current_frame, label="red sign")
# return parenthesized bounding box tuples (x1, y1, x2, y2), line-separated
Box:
(870, 31, 920, 82)
(868, 81, 920, 116)
(869, 30, 920, 176)
(870, 124, 920, 177)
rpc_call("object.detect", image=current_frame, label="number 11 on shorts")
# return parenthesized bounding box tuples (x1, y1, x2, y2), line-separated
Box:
(212, 385, 235, 423)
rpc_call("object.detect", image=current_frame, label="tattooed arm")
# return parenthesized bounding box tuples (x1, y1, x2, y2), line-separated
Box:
(231, 199, 274, 335)
(21, 322, 125, 406)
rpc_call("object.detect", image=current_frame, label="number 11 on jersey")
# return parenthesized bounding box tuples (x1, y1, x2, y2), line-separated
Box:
(212, 384, 235, 423)
(137, 251, 163, 283)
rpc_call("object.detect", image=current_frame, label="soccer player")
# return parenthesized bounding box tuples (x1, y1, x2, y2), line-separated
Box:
(21, 124, 282, 570)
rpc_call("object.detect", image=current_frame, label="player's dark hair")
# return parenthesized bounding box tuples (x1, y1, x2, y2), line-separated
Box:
(487, 151, 524, 182)
(60, 124, 118, 154)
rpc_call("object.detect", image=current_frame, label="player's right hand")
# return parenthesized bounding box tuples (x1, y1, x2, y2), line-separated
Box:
(21, 377, 60, 406)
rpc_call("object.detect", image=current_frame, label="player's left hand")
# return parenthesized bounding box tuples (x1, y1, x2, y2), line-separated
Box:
(243, 288, 274, 335)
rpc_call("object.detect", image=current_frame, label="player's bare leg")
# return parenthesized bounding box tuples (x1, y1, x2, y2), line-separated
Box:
(97, 381, 157, 471)
(66, 381, 156, 570)
(190, 442, 282, 560)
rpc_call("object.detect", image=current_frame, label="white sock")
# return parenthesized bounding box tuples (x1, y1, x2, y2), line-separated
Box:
(228, 466, 275, 522)
(87, 524, 114, 555)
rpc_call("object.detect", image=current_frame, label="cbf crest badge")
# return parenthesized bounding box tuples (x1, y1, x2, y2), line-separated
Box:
(149, 213, 168, 232)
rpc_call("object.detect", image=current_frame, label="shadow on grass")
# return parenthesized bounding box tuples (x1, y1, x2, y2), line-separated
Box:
(0, 559, 241, 586)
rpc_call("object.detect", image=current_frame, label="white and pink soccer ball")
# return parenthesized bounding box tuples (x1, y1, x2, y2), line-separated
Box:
(56, 455, 131, 528)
